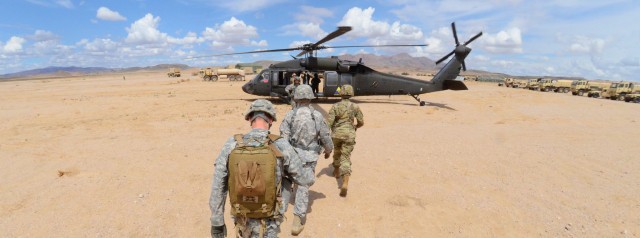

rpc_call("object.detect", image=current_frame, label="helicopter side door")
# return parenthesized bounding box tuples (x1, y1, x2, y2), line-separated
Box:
(323, 71, 339, 97)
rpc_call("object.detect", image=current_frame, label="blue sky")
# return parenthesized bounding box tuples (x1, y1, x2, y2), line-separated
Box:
(1, 0, 639, 81)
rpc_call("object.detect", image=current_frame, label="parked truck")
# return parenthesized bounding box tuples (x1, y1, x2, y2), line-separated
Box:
(167, 68, 181, 77)
(538, 78, 572, 93)
(601, 81, 640, 101)
(570, 80, 610, 98)
(526, 78, 541, 90)
(202, 67, 246, 82)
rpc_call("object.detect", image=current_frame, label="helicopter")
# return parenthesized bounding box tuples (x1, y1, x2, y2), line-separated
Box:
(191, 22, 482, 106)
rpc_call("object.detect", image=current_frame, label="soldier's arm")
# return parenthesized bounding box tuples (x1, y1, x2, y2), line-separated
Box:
(279, 111, 293, 142)
(327, 105, 337, 128)
(209, 137, 235, 227)
(354, 104, 364, 128)
(274, 139, 311, 186)
(315, 112, 334, 154)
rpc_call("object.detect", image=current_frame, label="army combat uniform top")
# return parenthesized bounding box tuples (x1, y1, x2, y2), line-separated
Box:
(327, 98, 364, 176)
(279, 104, 333, 220)
(209, 128, 309, 238)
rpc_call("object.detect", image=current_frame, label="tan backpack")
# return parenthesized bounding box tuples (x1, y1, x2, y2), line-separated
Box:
(227, 134, 283, 219)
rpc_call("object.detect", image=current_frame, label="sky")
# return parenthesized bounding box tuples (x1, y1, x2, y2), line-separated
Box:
(1, 0, 639, 81)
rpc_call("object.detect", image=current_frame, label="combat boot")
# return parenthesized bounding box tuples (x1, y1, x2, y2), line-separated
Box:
(333, 166, 340, 178)
(340, 175, 350, 197)
(291, 215, 304, 236)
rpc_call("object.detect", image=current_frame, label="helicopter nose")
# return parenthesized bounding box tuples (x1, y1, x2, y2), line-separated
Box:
(242, 81, 254, 94)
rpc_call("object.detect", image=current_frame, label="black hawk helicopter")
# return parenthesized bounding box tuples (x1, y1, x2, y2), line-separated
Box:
(191, 22, 482, 106)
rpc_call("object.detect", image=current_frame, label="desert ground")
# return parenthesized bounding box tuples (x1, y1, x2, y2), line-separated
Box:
(1, 70, 639, 237)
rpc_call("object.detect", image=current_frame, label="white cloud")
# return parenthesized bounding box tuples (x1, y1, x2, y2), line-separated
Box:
(125, 14, 168, 45)
(295, 6, 333, 24)
(567, 36, 605, 54)
(338, 7, 389, 38)
(97, 7, 127, 21)
(80, 38, 119, 53)
(214, 0, 288, 12)
(289, 41, 311, 48)
(29, 30, 59, 42)
(202, 17, 260, 49)
(167, 32, 204, 45)
(482, 27, 523, 53)
(251, 40, 267, 47)
(2, 37, 26, 54)
(281, 22, 325, 40)
(56, 0, 73, 8)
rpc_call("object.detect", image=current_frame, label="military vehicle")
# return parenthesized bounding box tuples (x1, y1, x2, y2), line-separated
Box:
(167, 68, 181, 77)
(502, 78, 516, 87)
(601, 81, 639, 101)
(526, 78, 541, 90)
(202, 67, 246, 82)
(189, 22, 482, 106)
(538, 78, 572, 93)
(570, 80, 610, 98)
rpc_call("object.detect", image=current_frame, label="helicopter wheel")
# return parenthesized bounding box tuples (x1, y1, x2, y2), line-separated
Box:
(420, 101, 426, 106)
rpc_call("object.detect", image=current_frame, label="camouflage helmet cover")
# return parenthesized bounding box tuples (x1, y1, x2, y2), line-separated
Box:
(294, 84, 315, 100)
(244, 99, 277, 121)
(340, 84, 354, 96)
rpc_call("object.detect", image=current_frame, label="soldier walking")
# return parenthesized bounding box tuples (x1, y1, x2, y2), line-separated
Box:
(327, 84, 364, 197)
(209, 99, 310, 238)
(279, 85, 333, 236)
(285, 74, 301, 108)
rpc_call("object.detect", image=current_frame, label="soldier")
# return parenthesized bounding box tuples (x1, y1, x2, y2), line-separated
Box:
(311, 73, 320, 95)
(279, 85, 333, 236)
(285, 75, 301, 108)
(327, 84, 364, 197)
(209, 99, 310, 238)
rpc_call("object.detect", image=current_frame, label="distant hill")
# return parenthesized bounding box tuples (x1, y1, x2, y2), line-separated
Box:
(0, 64, 189, 79)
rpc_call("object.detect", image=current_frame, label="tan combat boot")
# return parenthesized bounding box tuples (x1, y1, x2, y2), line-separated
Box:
(291, 215, 304, 236)
(333, 166, 340, 178)
(340, 175, 350, 197)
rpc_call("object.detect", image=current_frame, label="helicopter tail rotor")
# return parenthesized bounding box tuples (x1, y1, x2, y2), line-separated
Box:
(435, 22, 482, 71)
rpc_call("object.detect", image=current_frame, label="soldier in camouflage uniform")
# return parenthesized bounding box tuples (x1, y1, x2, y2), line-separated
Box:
(209, 99, 310, 238)
(279, 84, 333, 236)
(285, 75, 301, 108)
(327, 84, 364, 197)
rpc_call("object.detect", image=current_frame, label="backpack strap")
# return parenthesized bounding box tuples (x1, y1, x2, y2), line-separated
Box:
(234, 134, 245, 147)
(266, 134, 284, 158)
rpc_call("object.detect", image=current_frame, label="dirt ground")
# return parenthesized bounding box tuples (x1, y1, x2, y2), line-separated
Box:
(1, 71, 639, 237)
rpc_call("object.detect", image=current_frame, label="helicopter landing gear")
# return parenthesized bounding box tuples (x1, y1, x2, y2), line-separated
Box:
(410, 94, 426, 106)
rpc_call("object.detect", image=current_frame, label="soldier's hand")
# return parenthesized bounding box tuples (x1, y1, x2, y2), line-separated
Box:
(211, 225, 227, 238)
(324, 152, 331, 159)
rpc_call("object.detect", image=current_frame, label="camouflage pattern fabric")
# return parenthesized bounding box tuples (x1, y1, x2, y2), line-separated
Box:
(279, 104, 333, 219)
(327, 99, 364, 177)
(285, 84, 298, 108)
(331, 138, 355, 176)
(209, 128, 309, 237)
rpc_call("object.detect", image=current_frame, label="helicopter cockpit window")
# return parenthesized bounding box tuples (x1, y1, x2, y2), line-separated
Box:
(341, 74, 352, 85)
(325, 71, 338, 86)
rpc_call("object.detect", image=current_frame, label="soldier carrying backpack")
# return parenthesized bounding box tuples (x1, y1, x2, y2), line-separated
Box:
(209, 99, 310, 238)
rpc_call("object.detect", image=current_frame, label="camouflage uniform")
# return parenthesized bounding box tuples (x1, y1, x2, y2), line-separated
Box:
(327, 94, 364, 177)
(279, 85, 333, 227)
(210, 100, 309, 238)
(285, 77, 300, 109)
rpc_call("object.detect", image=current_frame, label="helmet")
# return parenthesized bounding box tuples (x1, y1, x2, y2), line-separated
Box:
(340, 84, 354, 97)
(244, 99, 277, 121)
(294, 84, 315, 100)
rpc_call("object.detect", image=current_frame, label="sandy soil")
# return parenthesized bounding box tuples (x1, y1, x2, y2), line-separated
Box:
(1, 71, 639, 237)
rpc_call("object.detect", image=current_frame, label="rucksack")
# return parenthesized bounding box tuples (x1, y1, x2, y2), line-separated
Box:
(227, 134, 283, 219)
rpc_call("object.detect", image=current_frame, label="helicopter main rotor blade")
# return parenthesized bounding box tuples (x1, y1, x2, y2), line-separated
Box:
(323, 44, 428, 49)
(452, 22, 460, 46)
(186, 47, 300, 59)
(296, 26, 353, 57)
(435, 50, 455, 65)
(463, 32, 483, 46)
(314, 26, 352, 47)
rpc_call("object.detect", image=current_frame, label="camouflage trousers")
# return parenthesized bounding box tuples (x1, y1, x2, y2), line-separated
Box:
(281, 161, 317, 220)
(234, 217, 281, 238)
(332, 137, 355, 176)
